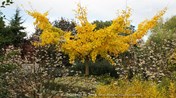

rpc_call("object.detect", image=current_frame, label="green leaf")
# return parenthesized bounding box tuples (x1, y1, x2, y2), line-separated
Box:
(2, 1, 5, 5)
(5, 3, 10, 6)
(0, 5, 5, 8)
(6, 0, 10, 3)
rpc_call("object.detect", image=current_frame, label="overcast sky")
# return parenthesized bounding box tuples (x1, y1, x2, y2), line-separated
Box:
(1, 0, 176, 39)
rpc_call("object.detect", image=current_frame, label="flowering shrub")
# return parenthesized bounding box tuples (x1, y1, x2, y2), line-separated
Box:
(0, 45, 69, 97)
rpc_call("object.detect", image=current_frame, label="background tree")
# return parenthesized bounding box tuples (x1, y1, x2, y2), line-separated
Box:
(8, 8, 26, 47)
(163, 16, 176, 32)
(0, 8, 26, 56)
(0, 13, 5, 27)
(0, 12, 12, 55)
(92, 20, 112, 30)
(1, 0, 13, 8)
(53, 17, 76, 33)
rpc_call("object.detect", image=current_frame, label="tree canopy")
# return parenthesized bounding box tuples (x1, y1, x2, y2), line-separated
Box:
(28, 4, 166, 65)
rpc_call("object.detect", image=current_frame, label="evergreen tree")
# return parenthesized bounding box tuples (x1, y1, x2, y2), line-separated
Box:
(8, 8, 26, 47)
(0, 14, 6, 54)
(0, 8, 26, 54)
(0, 15, 5, 30)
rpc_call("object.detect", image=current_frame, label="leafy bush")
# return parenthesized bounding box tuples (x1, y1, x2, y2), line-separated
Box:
(94, 79, 176, 98)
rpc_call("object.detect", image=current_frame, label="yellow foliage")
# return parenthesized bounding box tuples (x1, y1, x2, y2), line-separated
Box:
(62, 5, 166, 64)
(124, 8, 166, 44)
(93, 79, 175, 98)
(169, 82, 176, 98)
(27, 10, 64, 46)
(28, 5, 166, 64)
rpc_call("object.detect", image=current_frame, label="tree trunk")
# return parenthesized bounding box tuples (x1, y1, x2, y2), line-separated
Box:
(85, 62, 89, 76)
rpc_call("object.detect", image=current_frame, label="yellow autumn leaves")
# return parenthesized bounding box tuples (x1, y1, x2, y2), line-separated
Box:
(27, 11, 64, 46)
(124, 8, 166, 44)
(28, 4, 166, 64)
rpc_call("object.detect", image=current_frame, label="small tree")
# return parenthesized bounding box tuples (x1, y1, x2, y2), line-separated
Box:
(28, 4, 166, 76)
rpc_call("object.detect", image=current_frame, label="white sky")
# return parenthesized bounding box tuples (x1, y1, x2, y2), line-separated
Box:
(1, 0, 176, 40)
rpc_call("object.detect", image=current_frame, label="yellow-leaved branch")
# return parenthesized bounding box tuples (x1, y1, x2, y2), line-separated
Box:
(27, 11, 64, 46)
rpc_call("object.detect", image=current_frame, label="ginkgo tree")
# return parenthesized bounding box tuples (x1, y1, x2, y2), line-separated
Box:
(28, 4, 166, 76)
